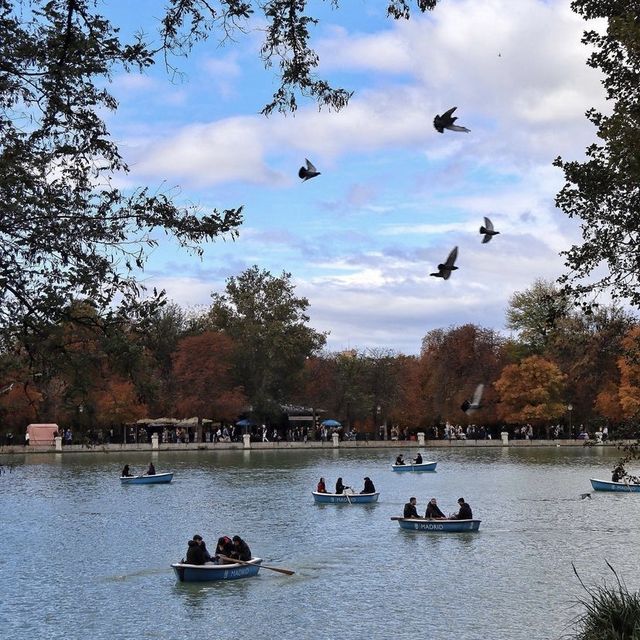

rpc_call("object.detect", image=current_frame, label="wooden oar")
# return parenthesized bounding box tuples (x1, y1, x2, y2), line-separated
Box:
(217, 554, 295, 576)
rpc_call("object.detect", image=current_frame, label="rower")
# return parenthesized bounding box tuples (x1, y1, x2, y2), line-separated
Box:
(395, 454, 405, 465)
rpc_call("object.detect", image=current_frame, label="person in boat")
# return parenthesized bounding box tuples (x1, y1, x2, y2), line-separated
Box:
(395, 454, 405, 465)
(414, 452, 423, 464)
(361, 477, 376, 494)
(452, 497, 473, 520)
(317, 477, 327, 493)
(612, 465, 626, 483)
(192, 534, 212, 562)
(335, 477, 350, 494)
(215, 536, 234, 563)
(425, 498, 447, 519)
(146, 462, 156, 475)
(230, 535, 251, 562)
(121, 464, 132, 477)
(404, 497, 419, 518)
(185, 539, 206, 565)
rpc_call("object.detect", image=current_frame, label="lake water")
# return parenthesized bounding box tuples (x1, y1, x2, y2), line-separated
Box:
(1, 446, 639, 640)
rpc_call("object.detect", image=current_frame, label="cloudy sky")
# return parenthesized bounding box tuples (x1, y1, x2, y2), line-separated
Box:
(106, 0, 606, 354)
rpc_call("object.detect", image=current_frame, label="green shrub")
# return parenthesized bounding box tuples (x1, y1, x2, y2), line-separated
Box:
(572, 563, 640, 640)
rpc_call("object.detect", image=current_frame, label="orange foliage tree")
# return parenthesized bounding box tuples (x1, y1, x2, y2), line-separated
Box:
(617, 327, 640, 419)
(172, 331, 247, 421)
(93, 377, 148, 426)
(495, 355, 566, 425)
(420, 324, 506, 425)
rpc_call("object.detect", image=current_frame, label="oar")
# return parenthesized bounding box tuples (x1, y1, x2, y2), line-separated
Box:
(217, 554, 295, 576)
(345, 490, 352, 504)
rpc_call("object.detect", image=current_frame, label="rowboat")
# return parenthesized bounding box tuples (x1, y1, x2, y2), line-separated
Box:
(590, 478, 640, 492)
(393, 517, 481, 532)
(120, 472, 174, 485)
(391, 461, 437, 472)
(172, 558, 262, 582)
(312, 491, 380, 504)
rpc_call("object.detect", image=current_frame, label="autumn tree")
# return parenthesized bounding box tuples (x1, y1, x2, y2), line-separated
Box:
(495, 355, 567, 427)
(555, 2, 640, 307)
(172, 331, 247, 429)
(93, 378, 147, 427)
(546, 305, 634, 425)
(420, 324, 506, 425)
(616, 327, 640, 420)
(388, 355, 427, 431)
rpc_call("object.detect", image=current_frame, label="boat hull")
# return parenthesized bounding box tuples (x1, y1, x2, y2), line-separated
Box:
(590, 478, 640, 492)
(391, 462, 437, 472)
(312, 491, 379, 504)
(120, 472, 173, 485)
(396, 518, 480, 532)
(172, 558, 262, 582)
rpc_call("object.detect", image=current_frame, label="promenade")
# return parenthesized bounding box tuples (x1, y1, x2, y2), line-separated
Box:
(0, 436, 622, 455)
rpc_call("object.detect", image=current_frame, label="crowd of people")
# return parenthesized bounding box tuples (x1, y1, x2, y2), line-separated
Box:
(316, 476, 377, 494)
(403, 496, 473, 520)
(183, 534, 251, 565)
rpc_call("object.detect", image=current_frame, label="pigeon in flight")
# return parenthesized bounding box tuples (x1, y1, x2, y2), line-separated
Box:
(298, 158, 320, 181)
(433, 107, 470, 133)
(461, 384, 484, 414)
(430, 246, 458, 280)
(480, 217, 500, 243)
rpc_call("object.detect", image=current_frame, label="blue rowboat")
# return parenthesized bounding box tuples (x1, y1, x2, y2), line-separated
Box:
(590, 478, 640, 492)
(172, 558, 262, 582)
(393, 517, 481, 532)
(120, 472, 173, 485)
(391, 461, 437, 472)
(312, 491, 380, 504)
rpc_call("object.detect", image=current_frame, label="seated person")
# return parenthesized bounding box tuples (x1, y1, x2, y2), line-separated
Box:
(404, 497, 419, 518)
(395, 454, 405, 465)
(192, 534, 211, 561)
(452, 497, 473, 520)
(230, 535, 251, 562)
(361, 477, 376, 494)
(121, 464, 132, 477)
(425, 498, 446, 519)
(214, 536, 234, 563)
(414, 453, 423, 465)
(185, 539, 206, 565)
(147, 462, 156, 475)
(335, 477, 349, 494)
(317, 477, 327, 493)
(612, 466, 626, 483)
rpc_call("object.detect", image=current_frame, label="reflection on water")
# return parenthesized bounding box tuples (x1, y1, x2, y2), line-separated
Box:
(1, 447, 639, 640)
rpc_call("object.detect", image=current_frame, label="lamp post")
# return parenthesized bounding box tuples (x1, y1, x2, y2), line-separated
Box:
(567, 404, 573, 439)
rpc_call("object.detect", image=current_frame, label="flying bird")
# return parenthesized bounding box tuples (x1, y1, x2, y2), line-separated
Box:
(580, 493, 592, 500)
(430, 246, 459, 280)
(433, 107, 470, 133)
(480, 217, 500, 243)
(461, 384, 484, 414)
(298, 158, 320, 181)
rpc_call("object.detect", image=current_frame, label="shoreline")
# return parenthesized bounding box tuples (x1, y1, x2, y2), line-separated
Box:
(0, 438, 625, 456)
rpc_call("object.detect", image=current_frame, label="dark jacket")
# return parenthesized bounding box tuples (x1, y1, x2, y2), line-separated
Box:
(335, 480, 346, 494)
(231, 539, 251, 562)
(414, 454, 423, 464)
(147, 463, 156, 475)
(215, 537, 234, 560)
(362, 479, 376, 494)
(404, 502, 418, 518)
(455, 502, 473, 520)
(425, 502, 446, 519)
(185, 540, 206, 565)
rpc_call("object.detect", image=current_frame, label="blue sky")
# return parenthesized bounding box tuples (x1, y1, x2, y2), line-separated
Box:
(103, 0, 607, 354)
